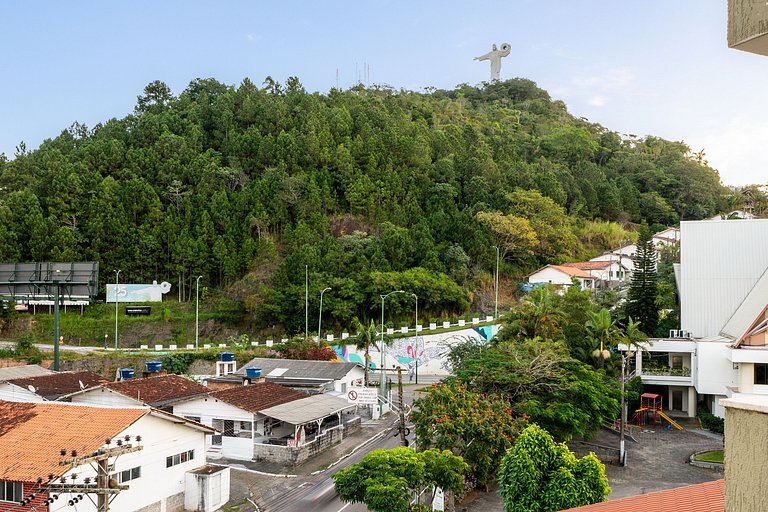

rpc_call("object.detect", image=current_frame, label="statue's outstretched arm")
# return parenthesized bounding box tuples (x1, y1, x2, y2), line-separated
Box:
(474, 51, 493, 61)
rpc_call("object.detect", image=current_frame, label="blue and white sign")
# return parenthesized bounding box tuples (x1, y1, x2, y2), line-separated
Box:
(106, 281, 172, 303)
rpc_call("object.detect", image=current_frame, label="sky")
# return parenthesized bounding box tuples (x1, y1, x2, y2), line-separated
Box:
(1, 0, 767, 186)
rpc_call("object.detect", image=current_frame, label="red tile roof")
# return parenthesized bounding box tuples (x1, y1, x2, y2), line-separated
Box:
(8, 371, 110, 400)
(208, 382, 308, 413)
(561, 261, 613, 270)
(105, 374, 209, 405)
(550, 265, 594, 279)
(563, 480, 724, 512)
(0, 401, 146, 482)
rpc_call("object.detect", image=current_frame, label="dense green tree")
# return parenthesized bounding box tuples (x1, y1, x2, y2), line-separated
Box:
(333, 447, 468, 512)
(626, 229, 659, 335)
(498, 424, 610, 512)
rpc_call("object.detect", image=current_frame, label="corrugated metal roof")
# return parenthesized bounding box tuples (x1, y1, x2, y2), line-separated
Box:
(236, 358, 362, 380)
(722, 268, 768, 342)
(680, 220, 768, 338)
(0, 365, 54, 380)
(259, 394, 354, 424)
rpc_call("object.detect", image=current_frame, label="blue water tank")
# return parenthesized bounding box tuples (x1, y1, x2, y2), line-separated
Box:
(146, 361, 162, 373)
(119, 368, 135, 380)
(219, 352, 235, 362)
(245, 367, 262, 379)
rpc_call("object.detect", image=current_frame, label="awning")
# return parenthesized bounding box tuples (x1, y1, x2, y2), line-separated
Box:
(259, 394, 354, 425)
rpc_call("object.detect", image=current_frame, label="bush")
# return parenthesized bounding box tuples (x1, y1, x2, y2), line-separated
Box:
(698, 409, 724, 434)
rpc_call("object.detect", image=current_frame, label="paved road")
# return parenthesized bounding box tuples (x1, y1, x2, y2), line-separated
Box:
(0, 341, 102, 354)
(228, 384, 431, 512)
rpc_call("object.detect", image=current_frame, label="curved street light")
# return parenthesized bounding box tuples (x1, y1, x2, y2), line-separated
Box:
(114, 269, 121, 350)
(317, 287, 331, 342)
(380, 290, 405, 415)
(195, 276, 203, 349)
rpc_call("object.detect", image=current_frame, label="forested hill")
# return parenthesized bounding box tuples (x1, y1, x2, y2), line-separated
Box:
(0, 78, 727, 334)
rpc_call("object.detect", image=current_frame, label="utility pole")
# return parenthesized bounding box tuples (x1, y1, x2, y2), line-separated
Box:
(397, 367, 407, 446)
(20, 439, 143, 512)
(305, 265, 309, 341)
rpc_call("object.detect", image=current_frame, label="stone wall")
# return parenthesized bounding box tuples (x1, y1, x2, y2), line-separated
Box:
(166, 491, 186, 512)
(569, 440, 621, 466)
(134, 501, 161, 512)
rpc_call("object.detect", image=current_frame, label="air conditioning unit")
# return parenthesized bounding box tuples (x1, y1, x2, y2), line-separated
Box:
(669, 330, 679, 338)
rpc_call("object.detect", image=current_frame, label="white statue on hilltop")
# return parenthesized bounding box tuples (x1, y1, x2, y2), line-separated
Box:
(474, 43, 511, 81)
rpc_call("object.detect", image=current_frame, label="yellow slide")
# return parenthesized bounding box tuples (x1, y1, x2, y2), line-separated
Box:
(657, 410, 684, 430)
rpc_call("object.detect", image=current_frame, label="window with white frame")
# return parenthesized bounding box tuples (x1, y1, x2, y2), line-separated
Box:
(111, 466, 141, 483)
(166, 449, 195, 468)
(0, 481, 23, 503)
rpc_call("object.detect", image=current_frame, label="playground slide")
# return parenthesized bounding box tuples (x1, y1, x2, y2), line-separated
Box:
(657, 410, 684, 430)
(632, 407, 684, 431)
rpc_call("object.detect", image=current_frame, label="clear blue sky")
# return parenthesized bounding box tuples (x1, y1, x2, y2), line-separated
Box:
(1, 1, 766, 186)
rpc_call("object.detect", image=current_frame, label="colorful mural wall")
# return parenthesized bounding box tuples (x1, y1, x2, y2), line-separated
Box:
(332, 325, 498, 376)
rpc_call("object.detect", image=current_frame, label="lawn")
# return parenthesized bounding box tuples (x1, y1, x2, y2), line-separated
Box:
(693, 450, 724, 464)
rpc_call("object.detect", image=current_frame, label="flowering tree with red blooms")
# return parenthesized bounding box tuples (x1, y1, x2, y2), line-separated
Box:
(279, 338, 338, 361)
(411, 381, 526, 487)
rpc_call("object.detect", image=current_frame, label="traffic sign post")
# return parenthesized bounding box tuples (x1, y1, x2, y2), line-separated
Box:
(346, 387, 378, 405)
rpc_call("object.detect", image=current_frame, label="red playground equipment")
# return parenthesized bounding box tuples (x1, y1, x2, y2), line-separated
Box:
(632, 393, 683, 430)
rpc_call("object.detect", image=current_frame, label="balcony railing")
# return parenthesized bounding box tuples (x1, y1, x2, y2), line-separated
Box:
(641, 366, 691, 377)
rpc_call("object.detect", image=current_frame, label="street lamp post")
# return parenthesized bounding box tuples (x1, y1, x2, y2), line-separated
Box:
(195, 276, 203, 349)
(318, 287, 331, 342)
(380, 290, 405, 415)
(494, 245, 500, 319)
(620, 350, 633, 466)
(305, 265, 309, 341)
(412, 293, 419, 384)
(114, 269, 121, 350)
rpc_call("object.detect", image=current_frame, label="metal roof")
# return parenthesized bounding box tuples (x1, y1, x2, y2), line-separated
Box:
(259, 394, 354, 425)
(680, 220, 768, 338)
(0, 365, 54, 380)
(236, 358, 363, 381)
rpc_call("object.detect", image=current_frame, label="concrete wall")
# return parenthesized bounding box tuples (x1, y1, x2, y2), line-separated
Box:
(724, 406, 768, 511)
(253, 424, 345, 466)
(569, 440, 620, 466)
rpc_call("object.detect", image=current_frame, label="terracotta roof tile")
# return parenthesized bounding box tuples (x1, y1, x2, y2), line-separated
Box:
(561, 261, 613, 270)
(0, 401, 146, 482)
(208, 382, 308, 413)
(563, 480, 724, 511)
(550, 265, 594, 279)
(105, 374, 209, 405)
(8, 371, 110, 400)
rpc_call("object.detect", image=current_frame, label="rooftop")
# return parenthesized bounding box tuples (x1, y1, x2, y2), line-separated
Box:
(561, 261, 613, 270)
(8, 371, 109, 400)
(0, 400, 146, 482)
(260, 393, 354, 425)
(208, 382, 308, 413)
(236, 358, 362, 381)
(550, 265, 594, 279)
(0, 364, 54, 380)
(563, 480, 724, 511)
(104, 374, 209, 405)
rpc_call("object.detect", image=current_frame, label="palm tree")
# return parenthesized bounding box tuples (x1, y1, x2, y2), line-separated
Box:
(351, 318, 377, 386)
(586, 308, 619, 368)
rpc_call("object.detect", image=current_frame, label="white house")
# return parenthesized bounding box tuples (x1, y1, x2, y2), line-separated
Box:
(173, 381, 309, 460)
(231, 358, 366, 394)
(0, 370, 108, 403)
(526, 264, 595, 292)
(0, 400, 228, 512)
(68, 374, 210, 411)
(622, 219, 768, 418)
(559, 260, 631, 287)
(589, 252, 636, 274)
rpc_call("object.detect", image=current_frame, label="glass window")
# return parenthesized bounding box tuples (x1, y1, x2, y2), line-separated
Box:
(0, 481, 23, 503)
(755, 364, 768, 385)
(184, 416, 201, 423)
(112, 466, 141, 483)
(166, 450, 194, 468)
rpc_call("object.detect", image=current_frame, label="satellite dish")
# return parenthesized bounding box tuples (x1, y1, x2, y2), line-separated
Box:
(79, 380, 85, 390)
(27, 385, 37, 394)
